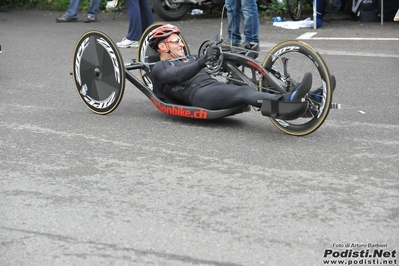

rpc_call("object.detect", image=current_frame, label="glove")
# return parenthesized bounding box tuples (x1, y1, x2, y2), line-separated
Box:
(197, 44, 221, 67)
(205, 44, 220, 64)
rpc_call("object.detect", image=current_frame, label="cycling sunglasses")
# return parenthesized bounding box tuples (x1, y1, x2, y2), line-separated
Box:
(164, 38, 183, 44)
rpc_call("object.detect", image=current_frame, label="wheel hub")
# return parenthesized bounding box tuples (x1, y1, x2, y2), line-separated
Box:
(94, 67, 102, 79)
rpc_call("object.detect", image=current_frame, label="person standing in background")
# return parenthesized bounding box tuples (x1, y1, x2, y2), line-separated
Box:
(225, 0, 260, 51)
(56, 0, 100, 23)
(116, 0, 154, 48)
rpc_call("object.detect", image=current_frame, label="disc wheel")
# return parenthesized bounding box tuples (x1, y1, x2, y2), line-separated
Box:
(262, 40, 333, 136)
(137, 22, 190, 90)
(286, 0, 302, 20)
(72, 30, 125, 115)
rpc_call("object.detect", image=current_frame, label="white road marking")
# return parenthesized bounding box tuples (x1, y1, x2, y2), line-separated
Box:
(315, 49, 399, 58)
(297, 32, 318, 39)
(297, 32, 399, 41)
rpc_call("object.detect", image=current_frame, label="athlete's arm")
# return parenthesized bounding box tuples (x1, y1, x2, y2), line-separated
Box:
(152, 58, 206, 86)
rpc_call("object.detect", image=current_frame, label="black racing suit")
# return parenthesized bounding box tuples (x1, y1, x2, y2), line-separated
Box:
(151, 56, 282, 110)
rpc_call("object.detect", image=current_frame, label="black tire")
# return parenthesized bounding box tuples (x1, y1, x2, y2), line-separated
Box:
(137, 22, 190, 90)
(152, 0, 189, 21)
(72, 30, 125, 115)
(262, 40, 333, 136)
(286, 0, 302, 20)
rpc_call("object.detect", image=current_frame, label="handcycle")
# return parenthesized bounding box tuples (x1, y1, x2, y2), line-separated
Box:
(72, 22, 339, 136)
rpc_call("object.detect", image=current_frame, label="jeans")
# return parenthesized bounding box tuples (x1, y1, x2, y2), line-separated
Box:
(65, 0, 100, 18)
(125, 0, 154, 41)
(225, 0, 260, 45)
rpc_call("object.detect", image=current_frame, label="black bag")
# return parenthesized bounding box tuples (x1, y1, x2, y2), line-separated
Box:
(352, 0, 378, 12)
(357, 10, 380, 21)
(353, 0, 379, 22)
(359, 0, 378, 11)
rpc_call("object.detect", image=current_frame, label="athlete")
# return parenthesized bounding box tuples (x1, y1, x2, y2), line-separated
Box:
(148, 24, 313, 110)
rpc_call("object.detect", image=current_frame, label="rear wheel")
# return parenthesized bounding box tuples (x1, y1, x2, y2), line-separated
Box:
(72, 30, 125, 115)
(263, 40, 333, 136)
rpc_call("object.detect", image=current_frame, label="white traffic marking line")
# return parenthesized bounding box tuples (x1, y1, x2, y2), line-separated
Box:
(297, 32, 318, 39)
(315, 49, 399, 58)
(297, 32, 399, 41)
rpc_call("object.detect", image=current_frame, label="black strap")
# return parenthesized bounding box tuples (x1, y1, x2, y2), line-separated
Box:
(271, 100, 278, 118)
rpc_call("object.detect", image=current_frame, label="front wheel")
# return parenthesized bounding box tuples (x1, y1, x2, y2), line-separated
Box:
(263, 40, 333, 136)
(152, 0, 189, 21)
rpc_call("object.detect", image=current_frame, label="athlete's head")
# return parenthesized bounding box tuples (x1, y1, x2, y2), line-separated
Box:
(148, 24, 185, 59)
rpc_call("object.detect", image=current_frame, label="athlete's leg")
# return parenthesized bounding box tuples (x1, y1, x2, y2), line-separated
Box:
(191, 83, 278, 110)
(191, 73, 312, 110)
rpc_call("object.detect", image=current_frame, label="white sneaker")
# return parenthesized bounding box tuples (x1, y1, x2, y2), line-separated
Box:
(116, 37, 138, 48)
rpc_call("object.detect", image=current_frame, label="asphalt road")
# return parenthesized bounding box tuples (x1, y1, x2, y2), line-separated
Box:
(1, 9, 398, 266)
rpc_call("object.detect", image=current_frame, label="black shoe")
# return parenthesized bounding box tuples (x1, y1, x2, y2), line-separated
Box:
(283, 72, 312, 102)
(240, 43, 259, 59)
(310, 75, 336, 102)
(56, 15, 78, 23)
(303, 75, 336, 117)
(85, 15, 97, 23)
(221, 41, 240, 51)
(241, 42, 260, 52)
